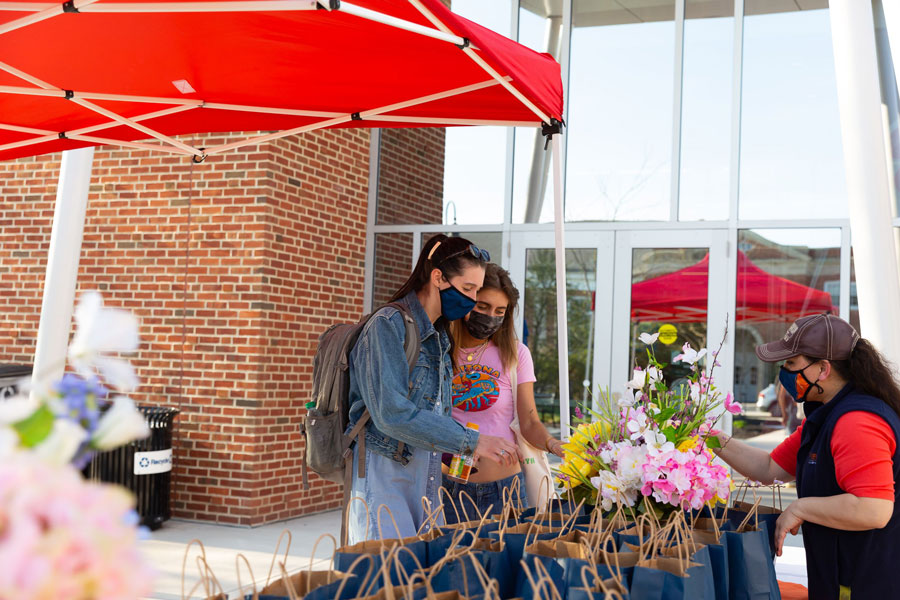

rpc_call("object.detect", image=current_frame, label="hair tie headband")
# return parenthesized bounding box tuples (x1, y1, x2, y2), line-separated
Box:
(427, 241, 442, 261)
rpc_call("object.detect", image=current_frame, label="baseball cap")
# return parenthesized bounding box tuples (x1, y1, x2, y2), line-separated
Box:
(756, 313, 860, 362)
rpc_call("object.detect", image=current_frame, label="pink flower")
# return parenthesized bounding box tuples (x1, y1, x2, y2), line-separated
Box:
(724, 392, 742, 415)
(0, 456, 155, 599)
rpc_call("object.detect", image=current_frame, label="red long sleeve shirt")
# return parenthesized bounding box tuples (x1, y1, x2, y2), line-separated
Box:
(770, 411, 896, 501)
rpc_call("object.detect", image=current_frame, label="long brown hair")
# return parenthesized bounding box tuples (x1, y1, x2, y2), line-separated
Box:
(827, 339, 900, 418)
(451, 263, 520, 372)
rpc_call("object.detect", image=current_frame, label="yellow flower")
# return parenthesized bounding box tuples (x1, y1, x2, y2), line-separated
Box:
(558, 456, 594, 489)
(571, 421, 611, 447)
(677, 436, 699, 452)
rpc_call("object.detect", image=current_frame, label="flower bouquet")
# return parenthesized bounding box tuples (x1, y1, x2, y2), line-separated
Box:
(0, 291, 156, 599)
(556, 330, 742, 517)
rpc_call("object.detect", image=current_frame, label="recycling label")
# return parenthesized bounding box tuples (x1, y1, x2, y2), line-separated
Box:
(134, 448, 173, 475)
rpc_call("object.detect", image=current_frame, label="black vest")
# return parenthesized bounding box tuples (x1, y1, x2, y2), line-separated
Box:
(796, 384, 900, 599)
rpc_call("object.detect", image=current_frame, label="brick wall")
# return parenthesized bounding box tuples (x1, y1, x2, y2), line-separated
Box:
(1, 123, 444, 525)
(372, 128, 446, 306)
(0, 129, 368, 525)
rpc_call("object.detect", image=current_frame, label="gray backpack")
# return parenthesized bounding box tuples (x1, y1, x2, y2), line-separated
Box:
(301, 301, 419, 491)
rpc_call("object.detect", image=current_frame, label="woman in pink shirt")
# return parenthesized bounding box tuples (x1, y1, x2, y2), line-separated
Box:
(442, 263, 565, 518)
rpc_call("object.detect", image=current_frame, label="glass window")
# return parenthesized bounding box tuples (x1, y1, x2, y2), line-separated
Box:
(513, 2, 563, 224)
(628, 248, 710, 385)
(522, 248, 597, 436)
(440, 0, 511, 226)
(678, 0, 734, 222)
(375, 1, 511, 226)
(420, 232, 503, 271)
(564, 0, 676, 222)
(732, 228, 841, 438)
(739, 2, 847, 220)
(373, 232, 414, 306)
(872, 0, 900, 217)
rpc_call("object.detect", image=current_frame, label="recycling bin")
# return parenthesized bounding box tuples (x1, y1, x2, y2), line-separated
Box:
(88, 406, 179, 530)
(0, 364, 32, 399)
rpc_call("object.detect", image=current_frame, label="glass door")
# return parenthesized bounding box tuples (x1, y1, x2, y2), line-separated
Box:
(610, 229, 731, 407)
(508, 232, 615, 439)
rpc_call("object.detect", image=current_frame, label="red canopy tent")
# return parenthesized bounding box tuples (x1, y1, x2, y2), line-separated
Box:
(0, 0, 576, 433)
(0, 0, 562, 160)
(631, 251, 836, 324)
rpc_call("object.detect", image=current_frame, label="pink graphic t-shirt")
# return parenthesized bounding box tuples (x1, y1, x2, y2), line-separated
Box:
(451, 341, 537, 444)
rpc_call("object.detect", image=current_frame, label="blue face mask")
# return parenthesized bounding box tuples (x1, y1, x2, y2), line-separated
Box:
(779, 363, 819, 403)
(439, 284, 476, 321)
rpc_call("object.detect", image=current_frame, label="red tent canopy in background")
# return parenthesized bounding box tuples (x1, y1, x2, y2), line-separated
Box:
(631, 251, 836, 324)
(0, 0, 563, 162)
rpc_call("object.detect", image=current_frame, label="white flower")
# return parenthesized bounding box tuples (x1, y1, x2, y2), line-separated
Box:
(618, 389, 639, 408)
(0, 392, 40, 425)
(673, 343, 708, 366)
(689, 382, 702, 403)
(91, 396, 150, 450)
(626, 410, 650, 441)
(647, 366, 662, 384)
(639, 332, 659, 345)
(615, 444, 648, 488)
(32, 419, 87, 466)
(0, 425, 19, 459)
(645, 431, 675, 455)
(625, 369, 645, 390)
(68, 291, 140, 392)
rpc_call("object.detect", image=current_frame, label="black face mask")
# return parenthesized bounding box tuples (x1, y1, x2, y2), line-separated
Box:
(463, 311, 504, 341)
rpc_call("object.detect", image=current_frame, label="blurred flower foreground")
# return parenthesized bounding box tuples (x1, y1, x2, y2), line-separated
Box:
(1, 291, 155, 599)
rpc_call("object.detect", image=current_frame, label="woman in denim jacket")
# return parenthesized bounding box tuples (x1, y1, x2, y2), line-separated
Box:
(346, 235, 520, 543)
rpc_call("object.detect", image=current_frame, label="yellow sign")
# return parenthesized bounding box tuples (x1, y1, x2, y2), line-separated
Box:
(658, 324, 678, 345)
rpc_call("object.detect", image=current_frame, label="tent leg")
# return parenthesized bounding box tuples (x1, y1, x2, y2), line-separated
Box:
(30, 147, 95, 397)
(829, 1, 900, 368)
(551, 134, 570, 441)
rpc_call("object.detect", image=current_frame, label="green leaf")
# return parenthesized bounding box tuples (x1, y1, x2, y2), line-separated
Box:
(661, 427, 678, 443)
(12, 404, 55, 447)
(706, 435, 722, 449)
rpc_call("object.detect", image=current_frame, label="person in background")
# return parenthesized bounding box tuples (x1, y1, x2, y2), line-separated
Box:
(443, 263, 564, 520)
(345, 235, 519, 543)
(711, 313, 900, 599)
(777, 379, 802, 435)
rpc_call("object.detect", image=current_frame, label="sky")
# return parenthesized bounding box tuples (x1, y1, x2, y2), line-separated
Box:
(438, 1, 848, 231)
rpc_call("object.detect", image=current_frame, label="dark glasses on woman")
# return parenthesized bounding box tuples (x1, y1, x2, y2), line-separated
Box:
(435, 243, 490, 266)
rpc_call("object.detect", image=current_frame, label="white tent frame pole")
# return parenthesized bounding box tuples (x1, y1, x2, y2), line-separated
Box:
(30, 147, 95, 399)
(407, 0, 552, 125)
(203, 77, 517, 155)
(0, 105, 197, 154)
(336, 1, 471, 48)
(70, 97, 203, 156)
(0, 0, 98, 36)
(551, 133, 570, 440)
(829, 0, 900, 368)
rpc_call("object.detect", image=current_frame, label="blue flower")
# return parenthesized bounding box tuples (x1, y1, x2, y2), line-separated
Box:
(53, 373, 110, 432)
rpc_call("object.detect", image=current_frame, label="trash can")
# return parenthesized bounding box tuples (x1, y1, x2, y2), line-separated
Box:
(0, 364, 32, 399)
(88, 406, 179, 530)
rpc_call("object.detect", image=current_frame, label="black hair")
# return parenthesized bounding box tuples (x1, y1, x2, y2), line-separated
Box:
(814, 339, 900, 418)
(390, 234, 486, 302)
(391, 234, 488, 363)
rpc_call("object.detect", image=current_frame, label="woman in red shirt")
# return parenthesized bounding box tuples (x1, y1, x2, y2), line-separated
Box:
(712, 313, 900, 599)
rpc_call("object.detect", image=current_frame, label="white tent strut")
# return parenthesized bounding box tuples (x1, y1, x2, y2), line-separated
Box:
(407, 0, 553, 125)
(551, 133, 570, 440)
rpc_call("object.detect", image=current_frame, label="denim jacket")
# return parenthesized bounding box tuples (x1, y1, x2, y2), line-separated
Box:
(347, 291, 480, 464)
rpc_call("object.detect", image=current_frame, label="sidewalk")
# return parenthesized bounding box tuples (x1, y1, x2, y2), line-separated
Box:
(142, 511, 342, 599)
(142, 428, 805, 598)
